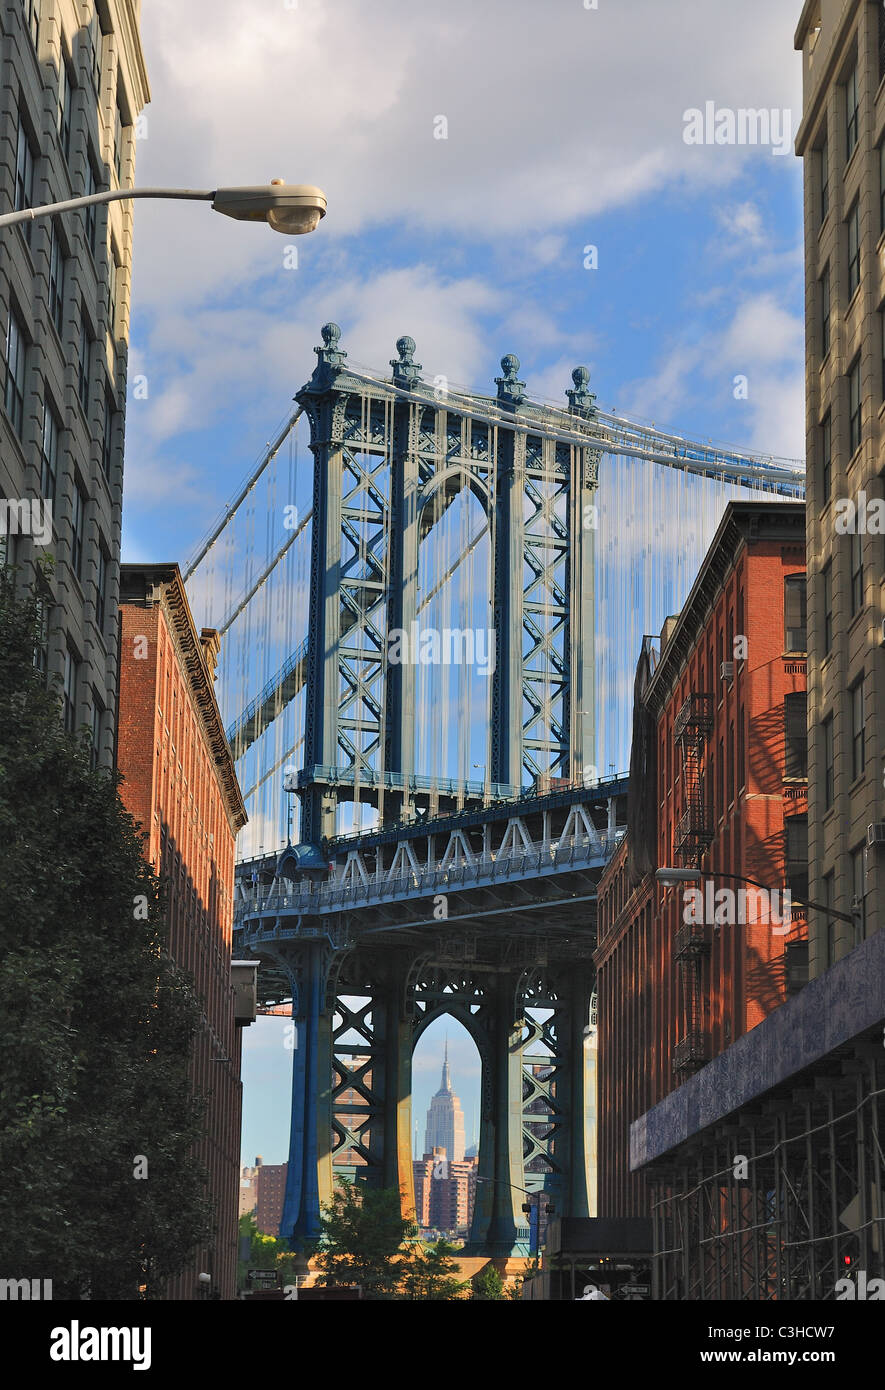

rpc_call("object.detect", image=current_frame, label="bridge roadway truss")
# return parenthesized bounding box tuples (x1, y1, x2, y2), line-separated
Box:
(235, 778, 627, 1254)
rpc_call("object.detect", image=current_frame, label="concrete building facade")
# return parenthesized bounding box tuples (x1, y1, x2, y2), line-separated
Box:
(1, 1, 149, 764)
(795, 0, 885, 969)
(116, 563, 250, 1300)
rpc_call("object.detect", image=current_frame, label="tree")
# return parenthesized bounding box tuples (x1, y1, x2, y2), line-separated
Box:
(0, 570, 213, 1298)
(312, 1179, 417, 1299)
(400, 1237, 465, 1300)
(237, 1211, 302, 1290)
(471, 1263, 504, 1300)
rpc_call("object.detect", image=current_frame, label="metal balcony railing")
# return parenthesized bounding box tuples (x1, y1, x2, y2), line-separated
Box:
(673, 692, 714, 742)
(674, 920, 710, 959)
(672, 1032, 708, 1073)
(674, 802, 714, 859)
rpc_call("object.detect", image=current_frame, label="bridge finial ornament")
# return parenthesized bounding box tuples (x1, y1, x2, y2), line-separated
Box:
(566, 365, 597, 417)
(307, 322, 348, 388)
(495, 353, 526, 408)
(390, 334, 423, 389)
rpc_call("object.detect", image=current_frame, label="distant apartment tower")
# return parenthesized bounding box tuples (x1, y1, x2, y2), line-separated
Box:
(116, 563, 251, 1299)
(0, 2, 149, 764)
(795, 0, 884, 967)
(413, 1148, 478, 1235)
(596, 501, 808, 1217)
(256, 1163, 288, 1239)
(423, 1043, 466, 1163)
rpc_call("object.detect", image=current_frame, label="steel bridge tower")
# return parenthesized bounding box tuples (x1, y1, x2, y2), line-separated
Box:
(240, 324, 608, 1255)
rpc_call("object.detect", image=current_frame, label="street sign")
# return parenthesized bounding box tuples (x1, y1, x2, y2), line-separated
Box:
(248, 1268, 279, 1287)
(621, 1283, 650, 1294)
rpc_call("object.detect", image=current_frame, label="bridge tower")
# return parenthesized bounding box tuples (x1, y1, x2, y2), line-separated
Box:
(253, 326, 607, 1253)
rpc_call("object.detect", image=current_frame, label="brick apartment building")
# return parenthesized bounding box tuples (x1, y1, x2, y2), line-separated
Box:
(413, 1148, 477, 1236)
(116, 562, 250, 1299)
(596, 501, 808, 1217)
(255, 1162, 287, 1239)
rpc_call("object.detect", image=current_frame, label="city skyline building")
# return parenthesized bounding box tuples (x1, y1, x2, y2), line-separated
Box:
(423, 1040, 466, 1164)
(1, 1, 149, 765)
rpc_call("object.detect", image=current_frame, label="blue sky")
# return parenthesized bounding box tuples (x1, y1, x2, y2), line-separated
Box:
(119, 0, 807, 1165)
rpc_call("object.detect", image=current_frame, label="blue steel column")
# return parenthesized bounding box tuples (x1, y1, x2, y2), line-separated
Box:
(469, 970, 525, 1254)
(491, 357, 527, 790)
(280, 943, 335, 1247)
(567, 367, 600, 782)
(385, 339, 422, 815)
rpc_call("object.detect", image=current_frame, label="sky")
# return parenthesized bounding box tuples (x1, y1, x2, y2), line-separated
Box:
(120, 0, 807, 1164)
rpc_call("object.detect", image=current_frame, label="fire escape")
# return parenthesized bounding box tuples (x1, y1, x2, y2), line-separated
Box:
(672, 693, 714, 1077)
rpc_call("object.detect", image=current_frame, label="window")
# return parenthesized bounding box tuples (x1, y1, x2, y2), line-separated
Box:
(820, 136, 829, 224)
(71, 479, 85, 580)
(727, 722, 735, 805)
(57, 48, 73, 160)
(63, 643, 79, 733)
(107, 249, 118, 337)
(95, 543, 107, 635)
(114, 98, 125, 184)
(23, 0, 39, 49)
(49, 224, 66, 335)
(87, 11, 102, 93)
(785, 693, 808, 778)
(850, 676, 865, 780)
(846, 63, 859, 161)
(822, 713, 834, 809)
(821, 264, 831, 357)
(41, 397, 59, 504)
(15, 108, 36, 245)
(738, 705, 745, 790)
(84, 155, 99, 254)
(716, 737, 724, 819)
(3, 307, 27, 438)
(33, 590, 49, 678)
(785, 815, 808, 905)
(822, 560, 833, 654)
(784, 575, 807, 650)
(823, 871, 836, 966)
(90, 690, 104, 770)
(102, 384, 116, 479)
(851, 845, 865, 942)
(847, 200, 860, 297)
(78, 310, 91, 414)
(848, 356, 862, 454)
(850, 530, 863, 614)
(821, 411, 831, 500)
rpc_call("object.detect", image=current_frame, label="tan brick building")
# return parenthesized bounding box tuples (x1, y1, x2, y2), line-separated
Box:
(795, 0, 884, 971)
(1, 1, 149, 764)
(117, 562, 250, 1300)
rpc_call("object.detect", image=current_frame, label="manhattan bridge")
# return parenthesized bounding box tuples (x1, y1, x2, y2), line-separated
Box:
(185, 324, 805, 1255)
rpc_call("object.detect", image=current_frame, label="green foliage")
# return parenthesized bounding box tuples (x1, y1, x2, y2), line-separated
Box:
(237, 1211, 302, 1289)
(471, 1263, 504, 1300)
(311, 1179, 418, 1300)
(0, 572, 213, 1298)
(400, 1237, 464, 1301)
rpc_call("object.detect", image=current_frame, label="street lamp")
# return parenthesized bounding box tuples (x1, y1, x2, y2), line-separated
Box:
(0, 179, 327, 233)
(654, 866, 856, 925)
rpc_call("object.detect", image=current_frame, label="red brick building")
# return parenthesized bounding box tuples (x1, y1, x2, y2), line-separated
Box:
(413, 1149, 478, 1235)
(255, 1162, 288, 1239)
(596, 502, 808, 1218)
(116, 563, 249, 1298)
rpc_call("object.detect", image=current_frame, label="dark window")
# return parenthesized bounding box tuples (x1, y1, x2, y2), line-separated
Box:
(848, 200, 860, 297)
(107, 249, 118, 336)
(114, 98, 125, 184)
(63, 643, 78, 733)
(850, 677, 865, 780)
(821, 411, 831, 500)
(71, 479, 85, 580)
(821, 264, 831, 357)
(90, 690, 104, 770)
(78, 310, 91, 414)
(785, 575, 807, 650)
(3, 307, 27, 438)
(727, 722, 735, 805)
(23, 0, 39, 49)
(785, 693, 808, 778)
(84, 155, 98, 254)
(49, 224, 66, 335)
(58, 49, 73, 160)
(823, 560, 833, 654)
(738, 705, 745, 789)
(41, 397, 59, 503)
(33, 590, 50, 678)
(822, 714, 835, 809)
(848, 356, 862, 454)
(15, 108, 36, 245)
(851, 845, 865, 941)
(850, 530, 863, 614)
(717, 737, 724, 819)
(88, 11, 102, 93)
(846, 63, 859, 161)
(95, 543, 107, 634)
(102, 384, 116, 479)
(820, 136, 829, 224)
(785, 815, 808, 905)
(823, 871, 836, 965)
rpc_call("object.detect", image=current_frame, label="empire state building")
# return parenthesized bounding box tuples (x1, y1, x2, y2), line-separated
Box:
(424, 1041, 466, 1161)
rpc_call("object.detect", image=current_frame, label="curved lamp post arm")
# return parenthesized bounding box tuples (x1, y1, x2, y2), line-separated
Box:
(655, 866, 856, 925)
(0, 187, 215, 228)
